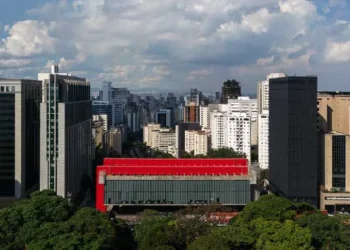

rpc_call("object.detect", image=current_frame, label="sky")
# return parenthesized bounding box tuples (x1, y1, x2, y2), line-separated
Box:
(0, 0, 350, 93)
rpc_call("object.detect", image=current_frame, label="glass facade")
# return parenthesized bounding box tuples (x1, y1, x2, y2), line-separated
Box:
(0, 94, 15, 196)
(105, 180, 250, 205)
(332, 135, 346, 190)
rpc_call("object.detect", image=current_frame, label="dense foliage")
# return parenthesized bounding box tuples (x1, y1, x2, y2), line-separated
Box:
(2, 192, 349, 249)
(134, 195, 350, 250)
(0, 190, 135, 250)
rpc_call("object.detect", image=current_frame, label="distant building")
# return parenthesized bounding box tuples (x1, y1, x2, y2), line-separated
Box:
(200, 106, 210, 129)
(221, 80, 241, 104)
(184, 89, 201, 123)
(93, 114, 108, 132)
(0, 79, 42, 198)
(156, 108, 172, 127)
(228, 97, 257, 146)
(39, 65, 92, 198)
(126, 105, 141, 132)
(257, 73, 286, 169)
(210, 111, 226, 149)
(269, 76, 318, 205)
(143, 123, 161, 147)
(175, 122, 201, 157)
(92, 101, 113, 130)
(108, 128, 122, 156)
(185, 130, 210, 156)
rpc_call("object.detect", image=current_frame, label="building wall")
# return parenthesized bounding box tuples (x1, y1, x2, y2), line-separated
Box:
(185, 130, 209, 156)
(210, 111, 225, 149)
(269, 76, 318, 203)
(317, 93, 350, 134)
(175, 122, 201, 157)
(258, 111, 269, 169)
(225, 113, 251, 163)
(200, 106, 210, 129)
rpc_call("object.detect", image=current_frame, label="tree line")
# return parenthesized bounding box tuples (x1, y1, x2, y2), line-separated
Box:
(1, 191, 349, 249)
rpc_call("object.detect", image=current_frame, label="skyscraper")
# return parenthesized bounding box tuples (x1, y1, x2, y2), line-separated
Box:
(220, 79, 241, 104)
(0, 79, 41, 198)
(257, 73, 286, 169)
(269, 76, 318, 204)
(184, 89, 201, 123)
(39, 65, 92, 198)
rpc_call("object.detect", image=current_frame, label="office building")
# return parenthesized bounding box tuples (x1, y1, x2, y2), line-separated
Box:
(200, 106, 210, 129)
(39, 65, 92, 198)
(269, 76, 318, 204)
(93, 114, 108, 132)
(175, 122, 201, 157)
(185, 130, 210, 156)
(92, 101, 113, 130)
(166, 93, 177, 108)
(221, 79, 241, 104)
(0, 79, 41, 198)
(156, 109, 172, 127)
(152, 128, 176, 154)
(317, 92, 350, 134)
(184, 89, 201, 123)
(126, 105, 140, 132)
(225, 113, 251, 163)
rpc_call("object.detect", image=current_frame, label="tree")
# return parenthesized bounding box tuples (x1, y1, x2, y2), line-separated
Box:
(235, 195, 297, 223)
(295, 212, 347, 249)
(252, 219, 313, 250)
(0, 190, 125, 250)
(206, 147, 246, 158)
(188, 234, 230, 250)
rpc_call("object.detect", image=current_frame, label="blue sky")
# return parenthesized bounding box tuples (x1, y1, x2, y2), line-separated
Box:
(0, 0, 350, 93)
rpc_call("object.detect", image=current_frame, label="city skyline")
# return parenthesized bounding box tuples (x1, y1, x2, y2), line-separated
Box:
(0, 0, 349, 92)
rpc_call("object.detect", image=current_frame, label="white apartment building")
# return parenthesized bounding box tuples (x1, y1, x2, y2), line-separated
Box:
(185, 130, 210, 156)
(200, 106, 210, 129)
(258, 110, 269, 169)
(152, 128, 176, 155)
(225, 113, 251, 163)
(143, 123, 161, 147)
(257, 73, 286, 169)
(210, 111, 226, 149)
(257, 73, 286, 113)
(228, 97, 257, 146)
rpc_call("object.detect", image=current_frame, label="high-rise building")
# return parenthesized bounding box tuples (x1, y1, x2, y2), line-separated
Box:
(257, 73, 286, 114)
(153, 128, 176, 155)
(166, 93, 177, 108)
(175, 122, 201, 157)
(93, 114, 108, 131)
(102, 81, 112, 102)
(156, 109, 171, 127)
(39, 65, 92, 198)
(225, 113, 251, 163)
(215, 92, 221, 102)
(92, 101, 113, 130)
(317, 92, 350, 212)
(107, 128, 122, 155)
(220, 79, 241, 104)
(185, 130, 210, 156)
(199, 106, 210, 129)
(257, 73, 286, 169)
(269, 76, 318, 204)
(210, 111, 226, 149)
(0, 79, 42, 198)
(258, 110, 269, 169)
(143, 123, 161, 147)
(228, 97, 258, 146)
(126, 105, 140, 132)
(317, 92, 350, 134)
(184, 89, 201, 123)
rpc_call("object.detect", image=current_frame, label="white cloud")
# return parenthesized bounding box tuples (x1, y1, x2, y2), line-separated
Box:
(0, 59, 31, 68)
(0, 0, 350, 92)
(324, 41, 350, 63)
(1, 20, 57, 57)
